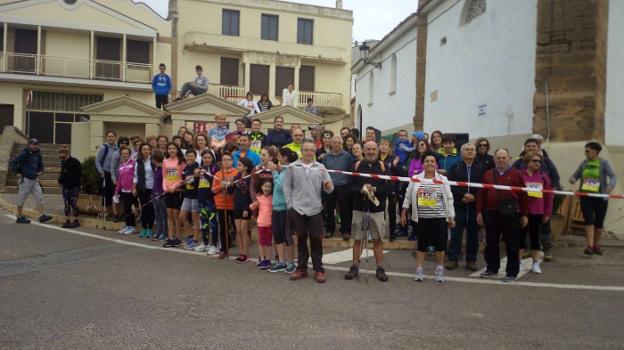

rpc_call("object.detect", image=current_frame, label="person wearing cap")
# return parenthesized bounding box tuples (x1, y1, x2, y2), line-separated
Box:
(308, 124, 323, 150)
(58, 147, 82, 228)
(9, 139, 52, 224)
(304, 97, 320, 116)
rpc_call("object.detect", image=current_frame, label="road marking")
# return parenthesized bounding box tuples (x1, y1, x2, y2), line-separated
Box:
(7, 214, 624, 293)
(321, 248, 388, 265)
(471, 257, 535, 279)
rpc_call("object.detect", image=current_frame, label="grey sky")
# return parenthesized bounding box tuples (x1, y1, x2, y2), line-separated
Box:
(137, 0, 417, 42)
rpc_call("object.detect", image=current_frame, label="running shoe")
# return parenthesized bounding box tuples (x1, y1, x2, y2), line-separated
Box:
(258, 259, 271, 270)
(144, 229, 154, 239)
(16, 216, 30, 224)
(62, 220, 72, 228)
(593, 245, 604, 255)
(123, 226, 135, 235)
(171, 238, 182, 247)
(285, 262, 296, 274)
(70, 220, 80, 228)
(414, 267, 424, 282)
(269, 262, 287, 273)
(117, 226, 129, 234)
(235, 255, 244, 263)
(584, 246, 595, 255)
(194, 244, 207, 252)
(184, 240, 198, 250)
(39, 214, 53, 223)
(480, 270, 496, 278)
(240, 255, 251, 263)
(139, 229, 147, 238)
(207, 245, 219, 255)
(501, 275, 516, 283)
(434, 265, 445, 283)
(158, 234, 167, 241)
(531, 262, 542, 274)
(185, 236, 194, 246)
(163, 239, 175, 248)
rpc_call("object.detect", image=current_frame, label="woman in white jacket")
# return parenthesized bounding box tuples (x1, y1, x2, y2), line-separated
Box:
(281, 82, 299, 108)
(401, 152, 455, 283)
(239, 91, 261, 116)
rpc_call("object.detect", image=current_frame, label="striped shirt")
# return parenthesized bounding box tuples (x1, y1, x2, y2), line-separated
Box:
(416, 184, 446, 218)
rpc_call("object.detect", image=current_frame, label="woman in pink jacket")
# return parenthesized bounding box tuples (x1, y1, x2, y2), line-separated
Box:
(520, 151, 553, 274)
(115, 147, 137, 235)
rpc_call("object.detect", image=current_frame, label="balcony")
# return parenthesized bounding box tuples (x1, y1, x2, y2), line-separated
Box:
(208, 84, 246, 103)
(0, 52, 152, 83)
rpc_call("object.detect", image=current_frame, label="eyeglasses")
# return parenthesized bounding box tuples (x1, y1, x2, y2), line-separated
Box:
(530, 159, 542, 163)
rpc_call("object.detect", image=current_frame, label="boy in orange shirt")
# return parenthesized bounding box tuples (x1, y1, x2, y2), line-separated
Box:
(212, 153, 238, 258)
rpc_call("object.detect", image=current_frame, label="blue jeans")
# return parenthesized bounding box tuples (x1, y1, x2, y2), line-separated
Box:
(447, 207, 479, 262)
(152, 196, 167, 236)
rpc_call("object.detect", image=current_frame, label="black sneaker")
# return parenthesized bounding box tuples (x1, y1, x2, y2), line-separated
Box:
(480, 270, 496, 278)
(344, 265, 359, 280)
(172, 239, 182, 247)
(62, 219, 71, 228)
(70, 220, 80, 228)
(163, 239, 175, 248)
(342, 232, 351, 241)
(376, 267, 389, 282)
(111, 215, 120, 223)
(501, 275, 516, 283)
(16, 216, 31, 224)
(39, 214, 52, 223)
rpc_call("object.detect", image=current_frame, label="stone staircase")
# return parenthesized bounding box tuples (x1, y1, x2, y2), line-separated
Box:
(5, 143, 68, 194)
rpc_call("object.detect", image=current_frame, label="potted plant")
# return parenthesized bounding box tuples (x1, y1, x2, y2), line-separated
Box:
(77, 156, 103, 215)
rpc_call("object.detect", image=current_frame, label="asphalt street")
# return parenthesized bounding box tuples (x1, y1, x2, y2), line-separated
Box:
(1, 213, 624, 350)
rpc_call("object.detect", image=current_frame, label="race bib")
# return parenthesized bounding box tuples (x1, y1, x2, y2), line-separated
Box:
(198, 177, 211, 189)
(166, 167, 178, 181)
(581, 178, 600, 193)
(251, 139, 262, 152)
(526, 182, 543, 198)
(417, 187, 437, 207)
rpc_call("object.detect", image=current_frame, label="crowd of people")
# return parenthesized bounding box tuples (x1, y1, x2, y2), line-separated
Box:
(9, 115, 618, 284)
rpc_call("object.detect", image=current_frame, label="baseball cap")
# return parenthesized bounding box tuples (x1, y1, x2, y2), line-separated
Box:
(411, 131, 426, 140)
(27, 138, 40, 145)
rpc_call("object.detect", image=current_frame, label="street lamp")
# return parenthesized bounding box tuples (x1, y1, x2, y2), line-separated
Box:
(359, 42, 381, 69)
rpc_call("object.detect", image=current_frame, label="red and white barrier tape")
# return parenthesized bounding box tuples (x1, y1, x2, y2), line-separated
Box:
(323, 168, 623, 200)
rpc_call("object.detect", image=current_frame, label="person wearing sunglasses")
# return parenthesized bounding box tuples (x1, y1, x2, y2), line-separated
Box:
(474, 137, 495, 170)
(569, 142, 617, 256)
(519, 151, 553, 274)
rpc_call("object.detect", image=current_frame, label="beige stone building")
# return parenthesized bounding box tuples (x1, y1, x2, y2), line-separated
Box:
(0, 0, 353, 161)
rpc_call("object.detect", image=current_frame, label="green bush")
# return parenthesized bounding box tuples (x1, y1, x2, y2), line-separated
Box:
(81, 156, 102, 195)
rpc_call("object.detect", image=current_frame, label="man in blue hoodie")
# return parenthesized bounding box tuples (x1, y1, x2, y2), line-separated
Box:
(152, 63, 172, 109)
(9, 139, 52, 224)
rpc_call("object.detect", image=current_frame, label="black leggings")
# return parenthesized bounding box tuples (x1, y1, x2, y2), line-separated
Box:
(119, 192, 136, 227)
(520, 214, 542, 250)
(138, 189, 154, 230)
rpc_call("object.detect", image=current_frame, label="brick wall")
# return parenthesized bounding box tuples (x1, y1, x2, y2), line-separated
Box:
(534, 0, 607, 142)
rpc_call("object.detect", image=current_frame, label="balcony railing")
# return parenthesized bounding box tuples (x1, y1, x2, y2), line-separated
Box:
(208, 84, 246, 102)
(0, 52, 152, 83)
(299, 91, 344, 110)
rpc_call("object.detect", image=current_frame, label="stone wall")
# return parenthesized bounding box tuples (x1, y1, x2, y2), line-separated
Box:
(0, 126, 29, 192)
(533, 0, 606, 142)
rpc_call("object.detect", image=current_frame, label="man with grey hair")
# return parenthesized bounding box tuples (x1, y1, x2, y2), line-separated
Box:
(446, 142, 484, 271)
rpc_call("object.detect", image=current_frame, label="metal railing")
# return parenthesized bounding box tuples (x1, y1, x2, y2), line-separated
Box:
(208, 84, 246, 102)
(125, 62, 152, 83)
(93, 59, 122, 81)
(5, 52, 37, 74)
(299, 91, 344, 109)
(40, 55, 90, 78)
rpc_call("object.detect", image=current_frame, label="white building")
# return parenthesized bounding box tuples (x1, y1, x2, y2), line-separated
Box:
(352, 13, 417, 135)
(605, 0, 624, 146)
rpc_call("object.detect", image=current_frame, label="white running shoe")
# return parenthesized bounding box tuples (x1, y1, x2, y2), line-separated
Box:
(194, 243, 207, 252)
(207, 245, 219, 255)
(531, 261, 542, 274)
(414, 267, 424, 282)
(434, 265, 445, 283)
(118, 226, 129, 234)
(123, 226, 135, 235)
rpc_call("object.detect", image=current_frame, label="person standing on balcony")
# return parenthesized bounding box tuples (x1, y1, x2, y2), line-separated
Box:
(304, 97, 320, 115)
(257, 93, 273, 112)
(10, 138, 53, 224)
(175, 65, 208, 101)
(239, 91, 261, 117)
(152, 63, 172, 109)
(265, 116, 292, 149)
(282, 82, 299, 108)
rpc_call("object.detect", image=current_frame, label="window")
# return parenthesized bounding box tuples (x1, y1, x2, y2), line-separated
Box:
(126, 40, 150, 64)
(368, 71, 374, 106)
(299, 65, 315, 92)
(389, 54, 397, 95)
(275, 66, 294, 97)
(222, 9, 240, 36)
(461, 0, 486, 26)
(297, 18, 314, 45)
(261, 14, 279, 41)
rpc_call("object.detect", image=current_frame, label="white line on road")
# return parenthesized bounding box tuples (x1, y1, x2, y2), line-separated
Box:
(7, 215, 624, 293)
(471, 257, 535, 279)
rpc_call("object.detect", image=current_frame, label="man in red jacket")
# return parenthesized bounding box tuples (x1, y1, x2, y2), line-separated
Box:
(477, 148, 529, 282)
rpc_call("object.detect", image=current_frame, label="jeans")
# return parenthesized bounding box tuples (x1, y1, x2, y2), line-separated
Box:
(180, 83, 207, 97)
(484, 210, 520, 277)
(323, 185, 352, 234)
(291, 210, 324, 273)
(152, 195, 167, 236)
(447, 206, 479, 262)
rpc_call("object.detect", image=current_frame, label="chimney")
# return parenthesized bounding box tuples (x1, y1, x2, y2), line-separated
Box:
(336, 0, 343, 9)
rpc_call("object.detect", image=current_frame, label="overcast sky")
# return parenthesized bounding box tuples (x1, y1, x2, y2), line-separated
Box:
(138, 0, 417, 42)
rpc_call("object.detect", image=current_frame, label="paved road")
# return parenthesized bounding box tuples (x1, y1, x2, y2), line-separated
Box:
(1, 213, 623, 349)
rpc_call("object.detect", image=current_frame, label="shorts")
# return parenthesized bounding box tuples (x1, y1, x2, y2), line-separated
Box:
(233, 209, 251, 220)
(580, 197, 609, 228)
(181, 198, 199, 212)
(272, 210, 289, 245)
(165, 192, 182, 209)
(16, 177, 44, 207)
(258, 226, 272, 246)
(351, 210, 386, 241)
(416, 217, 448, 252)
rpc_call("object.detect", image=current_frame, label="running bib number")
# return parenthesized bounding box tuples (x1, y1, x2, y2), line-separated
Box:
(417, 187, 437, 207)
(166, 167, 178, 181)
(526, 182, 543, 198)
(581, 178, 600, 193)
(251, 139, 262, 152)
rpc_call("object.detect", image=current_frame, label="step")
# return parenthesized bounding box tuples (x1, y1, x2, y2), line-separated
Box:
(14, 143, 70, 150)
(5, 179, 60, 187)
(3, 186, 62, 194)
(6, 173, 60, 181)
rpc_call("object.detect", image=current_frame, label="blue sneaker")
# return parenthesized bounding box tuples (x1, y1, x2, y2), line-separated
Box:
(258, 259, 271, 270)
(184, 240, 198, 250)
(268, 262, 287, 273)
(185, 236, 194, 246)
(285, 262, 296, 274)
(138, 229, 147, 238)
(144, 229, 153, 239)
